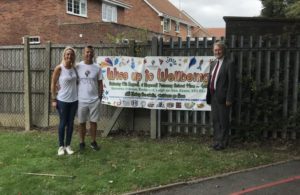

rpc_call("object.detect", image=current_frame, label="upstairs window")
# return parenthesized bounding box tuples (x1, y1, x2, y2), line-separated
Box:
(102, 3, 117, 22)
(175, 21, 180, 32)
(187, 25, 191, 37)
(163, 18, 171, 32)
(67, 0, 87, 17)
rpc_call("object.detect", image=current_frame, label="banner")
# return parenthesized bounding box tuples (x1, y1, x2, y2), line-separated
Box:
(97, 56, 214, 111)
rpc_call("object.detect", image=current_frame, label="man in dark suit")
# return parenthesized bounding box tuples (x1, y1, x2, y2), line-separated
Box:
(206, 41, 235, 150)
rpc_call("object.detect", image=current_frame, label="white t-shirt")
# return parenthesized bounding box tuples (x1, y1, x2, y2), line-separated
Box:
(57, 64, 78, 102)
(76, 61, 102, 103)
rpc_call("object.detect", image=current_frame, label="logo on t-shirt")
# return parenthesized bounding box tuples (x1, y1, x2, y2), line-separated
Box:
(85, 70, 90, 77)
(69, 71, 73, 77)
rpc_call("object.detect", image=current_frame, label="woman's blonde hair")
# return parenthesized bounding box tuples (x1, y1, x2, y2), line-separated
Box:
(61, 46, 76, 67)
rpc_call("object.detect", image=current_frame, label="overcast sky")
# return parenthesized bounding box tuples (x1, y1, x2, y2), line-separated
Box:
(169, 0, 262, 27)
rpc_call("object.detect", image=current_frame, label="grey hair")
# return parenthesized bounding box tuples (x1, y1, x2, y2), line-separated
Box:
(213, 40, 226, 51)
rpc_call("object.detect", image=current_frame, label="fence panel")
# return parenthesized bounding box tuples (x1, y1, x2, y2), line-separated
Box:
(158, 35, 299, 139)
(159, 37, 214, 135)
(0, 44, 134, 131)
(0, 46, 25, 127)
(229, 35, 299, 139)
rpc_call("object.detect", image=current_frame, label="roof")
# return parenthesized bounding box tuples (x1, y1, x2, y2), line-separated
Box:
(181, 10, 210, 35)
(144, 0, 197, 26)
(103, 0, 132, 9)
(206, 28, 225, 38)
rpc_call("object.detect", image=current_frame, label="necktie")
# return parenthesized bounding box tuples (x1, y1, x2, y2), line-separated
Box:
(210, 60, 219, 95)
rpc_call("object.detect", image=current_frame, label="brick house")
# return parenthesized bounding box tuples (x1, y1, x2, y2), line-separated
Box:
(206, 28, 225, 39)
(0, 0, 209, 45)
(122, 0, 210, 41)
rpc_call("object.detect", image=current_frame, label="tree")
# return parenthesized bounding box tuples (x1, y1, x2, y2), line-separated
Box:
(286, 0, 300, 17)
(260, 0, 300, 17)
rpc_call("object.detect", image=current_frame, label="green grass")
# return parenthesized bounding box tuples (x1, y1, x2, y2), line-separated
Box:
(0, 130, 298, 194)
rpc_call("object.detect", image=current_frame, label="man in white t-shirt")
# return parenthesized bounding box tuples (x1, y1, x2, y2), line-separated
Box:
(76, 46, 103, 151)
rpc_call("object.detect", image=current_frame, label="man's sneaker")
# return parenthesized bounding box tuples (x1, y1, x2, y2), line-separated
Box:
(57, 146, 65, 156)
(65, 146, 74, 155)
(90, 141, 100, 151)
(79, 142, 85, 152)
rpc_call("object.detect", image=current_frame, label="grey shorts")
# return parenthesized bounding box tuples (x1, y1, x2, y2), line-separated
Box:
(78, 99, 101, 123)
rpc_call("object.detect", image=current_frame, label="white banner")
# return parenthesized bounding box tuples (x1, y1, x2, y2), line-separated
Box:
(97, 56, 213, 111)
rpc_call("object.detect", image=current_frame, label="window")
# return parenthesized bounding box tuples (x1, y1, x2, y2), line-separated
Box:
(187, 25, 191, 37)
(175, 21, 180, 32)
(102, 3, 117, 22)
(163, 18, 171, 32)
(67, 0, 87, 17)
(22, 36, 41, 44)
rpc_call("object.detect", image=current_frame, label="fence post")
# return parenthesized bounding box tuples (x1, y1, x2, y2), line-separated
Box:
(176, 37, 182, 133)
(282, 35, 291, 139)
(43, 41, 51, 127)
(156, 37, 164, 139)
(184, 37, 191, 134)
(150, 37, 158, 139)
(129, 40, 135, 56)
(128, 39, 136, 132)
(291, 35, 300, 140)
(193, 37, 199, 134)
(24, 36, 32, 131)
(236, 35, 244, 125)
(245, 36, 253, 124)
(168, 38, 174, 134)
(256, 36, 262, 87)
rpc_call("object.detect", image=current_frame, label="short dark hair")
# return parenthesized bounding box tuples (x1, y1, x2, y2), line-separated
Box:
(85, 45, 94, 50)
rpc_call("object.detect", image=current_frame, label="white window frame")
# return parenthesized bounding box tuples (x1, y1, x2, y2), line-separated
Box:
(22, 36, 41, 45)
(163, 18, 171, 32)
(187, 25, 191, 37)
(66, 0, 87, 17)
(102, 3, 118, 23)
(175, 21, 180, 32)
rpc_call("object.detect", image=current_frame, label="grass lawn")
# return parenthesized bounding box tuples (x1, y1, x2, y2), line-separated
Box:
(0, 129, 299, 194)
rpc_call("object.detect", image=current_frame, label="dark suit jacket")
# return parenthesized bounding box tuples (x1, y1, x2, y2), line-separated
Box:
(206, 57, 235, 105)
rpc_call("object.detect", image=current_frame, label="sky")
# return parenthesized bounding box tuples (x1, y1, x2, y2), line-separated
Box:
(169, 0, 263, 27)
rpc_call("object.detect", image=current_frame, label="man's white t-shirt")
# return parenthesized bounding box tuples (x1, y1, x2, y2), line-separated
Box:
(76, 61, 102, 103)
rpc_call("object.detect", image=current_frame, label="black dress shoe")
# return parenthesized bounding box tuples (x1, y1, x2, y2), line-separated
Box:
(213, 144, 225, 151)
(210, 143, 218, 148)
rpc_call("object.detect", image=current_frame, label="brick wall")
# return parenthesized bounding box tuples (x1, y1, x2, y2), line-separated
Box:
(122, 0, 162, 32)
(56, 0, 101, 24)
(58, 22, 162, 44)
(0, 0, 207, 45)
(0, 0, 105, 45)
(0, 0, 60, 45)
(121, 0, 206, 41)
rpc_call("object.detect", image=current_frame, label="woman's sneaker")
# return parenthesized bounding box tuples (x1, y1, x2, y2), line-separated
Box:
(57, 146, 65, 156)
(65, 146, 74, 155)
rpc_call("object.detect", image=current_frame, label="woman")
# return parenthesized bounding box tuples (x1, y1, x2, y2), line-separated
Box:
(51, 47, 78, 155)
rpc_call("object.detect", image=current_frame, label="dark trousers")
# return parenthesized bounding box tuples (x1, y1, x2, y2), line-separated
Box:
(57, 100, 78, 147)
(211, 95, 230, 147)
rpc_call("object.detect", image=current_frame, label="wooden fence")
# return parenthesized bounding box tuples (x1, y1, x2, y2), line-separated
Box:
(0, 40, 145, 130)
(0, 35, 299, 139)
(150, 35, 300, 139)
